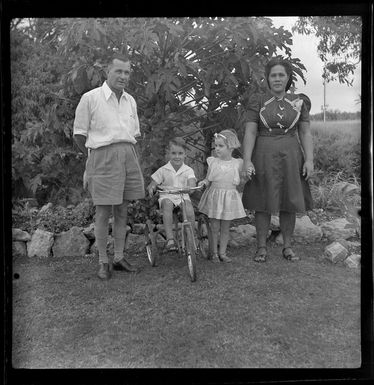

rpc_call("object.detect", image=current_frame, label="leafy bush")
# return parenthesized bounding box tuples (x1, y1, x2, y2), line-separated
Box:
(12, 199, 95, 234)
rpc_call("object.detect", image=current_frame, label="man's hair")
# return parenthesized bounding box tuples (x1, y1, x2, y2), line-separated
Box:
(168, 137, 188, 151)
(108, 53, 130, 68)
(265, 57, 293, 92)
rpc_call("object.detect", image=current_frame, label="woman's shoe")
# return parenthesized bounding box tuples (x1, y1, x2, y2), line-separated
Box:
(219, 253, 232, 263)
(211, 253, 220, 263)
(282, 247, 299, 261)
(253, 247, 267, 263)
(165, 238, 177, 252)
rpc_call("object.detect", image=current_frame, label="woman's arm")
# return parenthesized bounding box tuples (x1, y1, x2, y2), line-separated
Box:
(298, 121, 314, 180)
(242, 122, 258, 179)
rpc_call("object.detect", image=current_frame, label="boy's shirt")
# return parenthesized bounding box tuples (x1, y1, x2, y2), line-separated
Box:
(151, 161, 196, 206)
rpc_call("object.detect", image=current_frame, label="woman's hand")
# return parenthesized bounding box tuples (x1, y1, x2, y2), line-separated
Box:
(242, 161, 256, 180)
(302, 160, 314, 180)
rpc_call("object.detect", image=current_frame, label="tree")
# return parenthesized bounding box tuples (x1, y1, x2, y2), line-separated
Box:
(292, 16, 361, 85)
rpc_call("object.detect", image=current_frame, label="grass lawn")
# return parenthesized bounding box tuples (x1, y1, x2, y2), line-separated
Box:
(12, 241, 361, 369)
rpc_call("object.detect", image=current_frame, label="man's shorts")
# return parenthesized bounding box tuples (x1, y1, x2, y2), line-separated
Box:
(85, 142, 145, 205)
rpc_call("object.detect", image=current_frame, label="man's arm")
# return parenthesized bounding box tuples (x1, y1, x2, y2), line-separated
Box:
(74, 134, 88, 157)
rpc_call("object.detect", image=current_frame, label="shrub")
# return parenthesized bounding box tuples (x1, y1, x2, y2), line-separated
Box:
(12, 199, 95, 234)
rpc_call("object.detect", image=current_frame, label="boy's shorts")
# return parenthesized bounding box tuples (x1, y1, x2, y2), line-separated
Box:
(85, 142, 145, 205)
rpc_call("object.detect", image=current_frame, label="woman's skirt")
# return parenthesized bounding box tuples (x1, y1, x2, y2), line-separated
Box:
(242, 133, 313, 213)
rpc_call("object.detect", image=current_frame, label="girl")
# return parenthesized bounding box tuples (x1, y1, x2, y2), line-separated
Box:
(198, 129, 246, 263)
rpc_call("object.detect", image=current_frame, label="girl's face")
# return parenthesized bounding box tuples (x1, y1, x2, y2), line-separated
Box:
(214, 137, 232, 160)
(268, 64, 289, 95)
(168, 144, 186, 170)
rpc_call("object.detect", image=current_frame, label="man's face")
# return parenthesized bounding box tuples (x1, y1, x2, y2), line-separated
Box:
(106, 59, 131, 93)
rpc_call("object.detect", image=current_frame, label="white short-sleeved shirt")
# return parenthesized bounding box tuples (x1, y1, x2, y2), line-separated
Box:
(73, 81, 140, 149)
(151, 162, 196, 206)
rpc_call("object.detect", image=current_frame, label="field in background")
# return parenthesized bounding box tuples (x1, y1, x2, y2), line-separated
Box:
(311, 120, 360, 138)
(310, 120, 361, 182)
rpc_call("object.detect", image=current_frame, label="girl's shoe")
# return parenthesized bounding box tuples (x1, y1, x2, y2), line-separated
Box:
(219, 253, 232, 263)
(253, 246, 267, 263)
(165, 239, 177, 252)
(282, 247, 299, 261)
(211, 253, 220, 263)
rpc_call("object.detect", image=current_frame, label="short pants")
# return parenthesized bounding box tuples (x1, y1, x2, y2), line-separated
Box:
(85, 142, 145, 205)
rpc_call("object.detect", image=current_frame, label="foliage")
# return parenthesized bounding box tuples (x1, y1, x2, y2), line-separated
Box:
(309, 172, 361, 237)
(292, 16, 361, 85)
(311, 120, 361, 180)
(11, 19, 88, 206)
(12, 199, 95, 234)
(310, 111, 361, 121)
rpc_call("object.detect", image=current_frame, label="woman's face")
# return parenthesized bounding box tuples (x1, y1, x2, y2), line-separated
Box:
(268, 64, 289, 95)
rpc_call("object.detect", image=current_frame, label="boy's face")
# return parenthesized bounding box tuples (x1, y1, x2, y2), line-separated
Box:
(169, 144, 186, 170)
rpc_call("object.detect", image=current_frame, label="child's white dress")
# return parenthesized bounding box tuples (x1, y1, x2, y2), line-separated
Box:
(198, 157, 246, 220)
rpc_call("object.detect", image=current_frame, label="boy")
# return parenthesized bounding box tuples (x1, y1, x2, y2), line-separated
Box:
(147, 137, 196, 251)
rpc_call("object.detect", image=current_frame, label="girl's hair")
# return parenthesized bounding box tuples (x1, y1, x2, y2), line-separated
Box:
(265, 58, 293, 92)
(214, 129, 241, 149)
(168, 137, 188, 151)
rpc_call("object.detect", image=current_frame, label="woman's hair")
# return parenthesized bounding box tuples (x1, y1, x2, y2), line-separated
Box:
(215, 129, 241, 149)
(168, 137, 188, 151)
(265, 58, 293, 92)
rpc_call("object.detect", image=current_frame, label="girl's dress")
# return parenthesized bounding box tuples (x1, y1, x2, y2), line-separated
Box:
(241, 92, 313, 213)
(198, 157, 246, 220)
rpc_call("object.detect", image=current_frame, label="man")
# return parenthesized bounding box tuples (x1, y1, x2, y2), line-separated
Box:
(73, 53, 145, 280)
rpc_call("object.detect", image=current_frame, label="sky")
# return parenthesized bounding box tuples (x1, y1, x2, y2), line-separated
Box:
(270, 17, 361, 115)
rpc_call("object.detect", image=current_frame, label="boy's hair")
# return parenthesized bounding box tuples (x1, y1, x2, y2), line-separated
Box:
(168, 137, 188, 151)
(215, 129, 241, 149)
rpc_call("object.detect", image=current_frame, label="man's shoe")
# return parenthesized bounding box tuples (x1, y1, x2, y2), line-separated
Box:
(97, 263, 111, 280)
(113, 257, 139, 272)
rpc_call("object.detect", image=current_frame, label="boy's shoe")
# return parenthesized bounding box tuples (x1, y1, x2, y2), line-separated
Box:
(165, 239, 178, 252)
(97, 263, 111, 280)
(219, 253, 232, 263)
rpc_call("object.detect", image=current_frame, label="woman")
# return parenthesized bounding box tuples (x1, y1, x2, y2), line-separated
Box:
(242, 58, 314, 262)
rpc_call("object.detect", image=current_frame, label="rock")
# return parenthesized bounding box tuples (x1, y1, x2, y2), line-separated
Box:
(344, 254, 361, 268)
(12, 228, 31, 242)
(270, 215, 280, 230)
(132, 223, 146, 234)
(293, 215, 323, 243)
(275, 232, 283, 245)
(324, 241, 349, 263)
(321, 217, 357, 241)
(83, 223, 95, 241)
(13, 241, 27, 259)
(125, 233, 146, 252)
(52, 226, 90, 258)
(39, 202, 53, 214)
(229, 224, 256, 247)
(27, 229, 54, 258)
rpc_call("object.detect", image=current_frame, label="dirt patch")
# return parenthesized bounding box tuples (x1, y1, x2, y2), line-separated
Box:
(12, 242, 360, 368)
